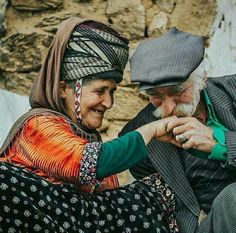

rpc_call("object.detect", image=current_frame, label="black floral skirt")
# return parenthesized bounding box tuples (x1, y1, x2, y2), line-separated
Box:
(0, 162, 179, 233)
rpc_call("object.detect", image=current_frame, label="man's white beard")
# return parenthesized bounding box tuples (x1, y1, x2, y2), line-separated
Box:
(153, 90, 201, 119)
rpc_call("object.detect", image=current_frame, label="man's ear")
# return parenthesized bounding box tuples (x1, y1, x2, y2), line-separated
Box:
(59, 81, 66, 99)
(203, 71, 208, 82)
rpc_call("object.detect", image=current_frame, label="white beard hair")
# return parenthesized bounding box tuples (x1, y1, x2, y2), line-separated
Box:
(153, 88, 201, 119)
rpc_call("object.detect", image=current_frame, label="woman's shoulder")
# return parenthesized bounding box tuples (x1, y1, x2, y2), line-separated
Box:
(25, 113, 73, 135)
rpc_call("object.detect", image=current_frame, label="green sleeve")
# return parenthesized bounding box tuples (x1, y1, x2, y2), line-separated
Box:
(187, 126, 228, 160)
(208, 127, 228, 161)
(96, 131, 148, 179)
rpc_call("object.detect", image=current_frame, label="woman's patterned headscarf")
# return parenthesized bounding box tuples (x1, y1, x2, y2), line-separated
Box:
(0, 17, 128, 153)
(61, 21, 129, 122)
(61, 22, 129, 83)
(29, 18, 128, 125)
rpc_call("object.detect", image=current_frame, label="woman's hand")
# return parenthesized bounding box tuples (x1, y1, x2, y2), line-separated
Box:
(136, 116, 178, 145)
(166, 117, 217, 152)
(151, 116, 182, 147)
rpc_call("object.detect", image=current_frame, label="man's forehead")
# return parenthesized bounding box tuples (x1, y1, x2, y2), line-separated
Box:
(147, 79, 194, 95)
(147, 84, 183, 95)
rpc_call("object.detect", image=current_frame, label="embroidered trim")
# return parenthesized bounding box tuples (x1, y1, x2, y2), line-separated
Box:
(79, 142, 102, 185)
(75, 79, 82, 123)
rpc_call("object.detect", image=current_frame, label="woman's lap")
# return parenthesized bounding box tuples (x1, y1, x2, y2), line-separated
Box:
(0, 162, 178, 233)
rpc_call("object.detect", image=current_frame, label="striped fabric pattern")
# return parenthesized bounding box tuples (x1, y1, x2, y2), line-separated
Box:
(196, 182, 236, 233)
(130, 27, 205, 89)
(120, 74, 236, 233)
(1, 115, 119, 193)
(61, 27, 129, 81)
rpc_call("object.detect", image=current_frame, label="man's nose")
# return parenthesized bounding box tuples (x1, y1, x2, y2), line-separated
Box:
(162, 97, 176, 115)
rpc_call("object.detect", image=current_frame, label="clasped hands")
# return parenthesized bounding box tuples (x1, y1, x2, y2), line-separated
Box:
(154, 116, 217, 153)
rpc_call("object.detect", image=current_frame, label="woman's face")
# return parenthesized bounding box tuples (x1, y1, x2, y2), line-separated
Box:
(61, 79, 117, 129)
(80, 79, 117, 129)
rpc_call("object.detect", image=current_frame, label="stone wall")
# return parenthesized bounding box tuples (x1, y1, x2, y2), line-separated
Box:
(207, 0, 236, 76)
(0, 0, 217, 139)
(0, 0, 217, 183)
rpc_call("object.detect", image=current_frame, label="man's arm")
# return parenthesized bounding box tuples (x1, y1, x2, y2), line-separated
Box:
(208, 75, 236, 169)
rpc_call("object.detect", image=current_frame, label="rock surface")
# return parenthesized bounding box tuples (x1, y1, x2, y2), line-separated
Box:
(11, 0, 63, 11)
(1, 0, 222, 184)
(0, 0, 8, 36)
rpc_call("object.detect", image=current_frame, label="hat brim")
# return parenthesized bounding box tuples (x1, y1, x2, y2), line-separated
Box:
(139, 80, 181, 90)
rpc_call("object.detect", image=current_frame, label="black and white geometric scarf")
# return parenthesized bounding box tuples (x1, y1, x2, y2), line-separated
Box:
(61, 26, 129, 82)
(61, 26, 129, 121)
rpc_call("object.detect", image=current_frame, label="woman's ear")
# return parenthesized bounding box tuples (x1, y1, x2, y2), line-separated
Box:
(59, 81, 66, 99)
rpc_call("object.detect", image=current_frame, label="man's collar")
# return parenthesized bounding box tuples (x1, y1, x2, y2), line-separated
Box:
(203, 90, 217, 120)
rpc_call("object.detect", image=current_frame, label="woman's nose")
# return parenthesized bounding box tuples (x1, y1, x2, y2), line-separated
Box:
(102, 94, 113, 109)
(162, 97, 176, 116)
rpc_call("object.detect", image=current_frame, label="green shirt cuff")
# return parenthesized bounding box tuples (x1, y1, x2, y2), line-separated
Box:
(212, 125, 226, 145)
(209, 127, 228, 161)
(97, 131, 148, 179)
(209, 143, 227, 161)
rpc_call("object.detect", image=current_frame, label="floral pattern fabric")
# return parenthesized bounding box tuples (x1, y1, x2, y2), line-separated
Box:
(0, 162, 179, 233)
(79, 142, 103, 186)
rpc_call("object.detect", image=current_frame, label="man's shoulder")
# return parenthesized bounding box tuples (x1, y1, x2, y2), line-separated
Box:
(208, 73, 236, 85)
(119, 103, 154, 136)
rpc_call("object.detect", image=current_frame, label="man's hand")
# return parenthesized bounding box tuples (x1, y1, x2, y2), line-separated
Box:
(166, 117, 217, 152)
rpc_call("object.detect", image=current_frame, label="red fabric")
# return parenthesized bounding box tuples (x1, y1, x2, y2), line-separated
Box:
(1, 115, 119, 192)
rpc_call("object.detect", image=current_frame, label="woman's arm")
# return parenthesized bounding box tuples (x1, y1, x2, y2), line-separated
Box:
(18, 115, 89, 184)
(97, 116, 178, 179)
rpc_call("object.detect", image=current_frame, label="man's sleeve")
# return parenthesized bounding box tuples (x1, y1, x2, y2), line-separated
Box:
(224, 131, 236, 168)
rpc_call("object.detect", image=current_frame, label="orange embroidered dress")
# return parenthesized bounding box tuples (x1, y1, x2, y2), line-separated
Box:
(1, 114, 119, 193)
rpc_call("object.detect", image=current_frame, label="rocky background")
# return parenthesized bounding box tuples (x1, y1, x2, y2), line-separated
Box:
(2, 0, 235, 183)
(0, 0, 217, 136)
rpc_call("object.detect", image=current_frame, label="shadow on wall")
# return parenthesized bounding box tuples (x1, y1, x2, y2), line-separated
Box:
(0, 89, 30, 147)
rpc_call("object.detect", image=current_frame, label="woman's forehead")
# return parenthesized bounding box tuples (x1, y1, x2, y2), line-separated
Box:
(84, 78, 117, 89)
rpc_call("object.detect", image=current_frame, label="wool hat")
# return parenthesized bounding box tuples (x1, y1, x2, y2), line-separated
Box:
(130, 27, 205, 90)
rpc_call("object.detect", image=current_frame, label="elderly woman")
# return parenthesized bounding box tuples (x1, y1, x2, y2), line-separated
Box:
(0, 17, 179, 232)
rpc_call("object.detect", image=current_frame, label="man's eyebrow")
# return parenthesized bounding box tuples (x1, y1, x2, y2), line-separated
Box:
(172, 84, 185, 93)
(145, 89, 160, 96)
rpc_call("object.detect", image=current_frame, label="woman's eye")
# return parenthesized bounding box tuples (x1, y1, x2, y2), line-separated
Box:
(110, 90, 115, 96)
(95, 89, 104, 95)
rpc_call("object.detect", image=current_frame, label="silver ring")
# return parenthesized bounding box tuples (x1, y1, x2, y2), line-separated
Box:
(178, 134, 188, 143)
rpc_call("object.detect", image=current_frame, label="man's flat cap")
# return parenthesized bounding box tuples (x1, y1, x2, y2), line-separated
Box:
(130, 27, 205, 90)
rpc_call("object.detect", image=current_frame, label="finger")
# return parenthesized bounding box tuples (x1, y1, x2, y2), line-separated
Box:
(162, 115, 178, 125)
(176, 128, 212, 142)
(175, 129, 198, 143)
(181, 134, 208, 150)
(169, 138, 182, 148)
(166, 117, 192, 132)
(181, 136, 198, 150)
(172, 118, 204, 135)
(176, 134, 189, 143)
(172, 124, 193, 136)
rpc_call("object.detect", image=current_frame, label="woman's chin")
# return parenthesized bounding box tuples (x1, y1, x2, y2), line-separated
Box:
(82, 120, 103, 130)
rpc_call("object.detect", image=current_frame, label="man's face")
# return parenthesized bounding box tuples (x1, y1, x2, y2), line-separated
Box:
(148, 81, 201, 118)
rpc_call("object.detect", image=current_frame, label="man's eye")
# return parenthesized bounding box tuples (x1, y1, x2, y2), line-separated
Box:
(181, 89, 189, 95)
(175, 92, 183, 97)
(153, 95, 162, 99)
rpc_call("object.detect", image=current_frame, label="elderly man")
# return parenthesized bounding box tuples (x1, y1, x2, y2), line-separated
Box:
(120, 27, 236, 233)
